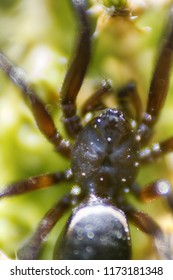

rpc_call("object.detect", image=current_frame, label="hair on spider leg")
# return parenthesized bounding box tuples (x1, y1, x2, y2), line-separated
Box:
(1, 0, 173, 260)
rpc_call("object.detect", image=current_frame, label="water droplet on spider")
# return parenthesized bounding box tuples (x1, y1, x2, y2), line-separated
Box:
(28, 178, 36, 184)
(46, 104, 53, 113)
(144, 112, 152, 121)
(152, 143, 161, 152)
(135, 135, 141, 141)
(96, 118, 101, 124)
(100, 235, 107, 245)
(73, 250, 79, 255)
(121, 178, 126, 182)
(85, 112, 93, 123)
(87, 232, 95, 239)
(86, 246, 93, 253)
(157, 180, 171, 195)
(131, 120, 137, 129)
(107, 137, 112, 142)
(116, 231, 123, 239)
(77, 229, 83, 240)
(140, 147, 150, 157)
(85, 224, 92, 231)
(77, 234, 83, 241)
(41, 233, 48, 241)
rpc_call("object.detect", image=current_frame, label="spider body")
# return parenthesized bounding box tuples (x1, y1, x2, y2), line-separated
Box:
(55, 108, 136, 260)
(1, 0, 173, 260)
(54, 197, 131, 260)
(72, 108, 139, 195)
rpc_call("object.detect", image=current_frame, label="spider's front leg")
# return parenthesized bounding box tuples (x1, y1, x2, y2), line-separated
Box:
(0, 1, 92, 154)
(116, 82, 143, 122)
(137, 6, 173, 144)
(0, 52, 71, 158)
(81, 79, 112, 116)
(60, 0, 91, 138)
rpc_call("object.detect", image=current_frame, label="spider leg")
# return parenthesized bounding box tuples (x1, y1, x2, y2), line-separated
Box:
(139, 136, 173, 164)
(0, 52, 71, 157)
(137, 7, 173, 144)
(81, 79, 112, 116)
(0, 169, 73, 198)
(131, 179, 173, 210)
(17, 192, 82, 260)
(117, 81, 143, 122)
(81, 81, 142, 120)
(60, 0, 91, 138)
(124, 206, 173, 259)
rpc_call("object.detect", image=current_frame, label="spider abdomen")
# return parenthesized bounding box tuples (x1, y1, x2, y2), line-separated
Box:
(54, 198, 131, 260)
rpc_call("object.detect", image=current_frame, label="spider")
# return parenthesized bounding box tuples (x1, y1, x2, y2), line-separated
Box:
(0, 0, 173, 260)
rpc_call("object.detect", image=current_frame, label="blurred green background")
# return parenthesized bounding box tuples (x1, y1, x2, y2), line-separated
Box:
(0, 0, 173, 259)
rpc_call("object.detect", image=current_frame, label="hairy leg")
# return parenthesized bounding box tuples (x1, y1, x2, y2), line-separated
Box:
(126, 207, 173, 259)
(137, 7, 173, 144)
(0, 52, 71, 157)
(117, 81, 143, 122)
(139, 136, 173, 163)
(81, 79, 111, 116)
(17, 192, 80, 260)
(0, 169, 73, 198)
(61, 0, 91, 137)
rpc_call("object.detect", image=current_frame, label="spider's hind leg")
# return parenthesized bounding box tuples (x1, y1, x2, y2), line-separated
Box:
(17, 190, 83, 260)
(126, 206, 173, 259)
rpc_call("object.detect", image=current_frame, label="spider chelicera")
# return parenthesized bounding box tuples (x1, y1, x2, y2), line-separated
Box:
(0, 0, 173, 260)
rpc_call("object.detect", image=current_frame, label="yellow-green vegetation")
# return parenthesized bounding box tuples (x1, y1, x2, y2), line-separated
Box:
(0, 0, 173, 259)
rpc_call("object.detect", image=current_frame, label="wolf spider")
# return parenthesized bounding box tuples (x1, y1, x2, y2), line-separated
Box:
(0, 0, 173, 260)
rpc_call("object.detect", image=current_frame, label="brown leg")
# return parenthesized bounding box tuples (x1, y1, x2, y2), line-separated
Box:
(0, 170, 73, 198)
(0, 52, 71, 157)
(132, 179, 173, 210)
(81, 80, 111, 116)
(137, 8, 173, 144)
(17, 192, 81, 260)
(117, 81, 143, 122)
(127, 208, 173, 259)
(81, 81, 142, 120)
(60, 0, 91, 138)
(139, 136, 173, 163)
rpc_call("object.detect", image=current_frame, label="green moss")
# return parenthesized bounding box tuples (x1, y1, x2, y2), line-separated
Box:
(99, 0, 127, 8)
